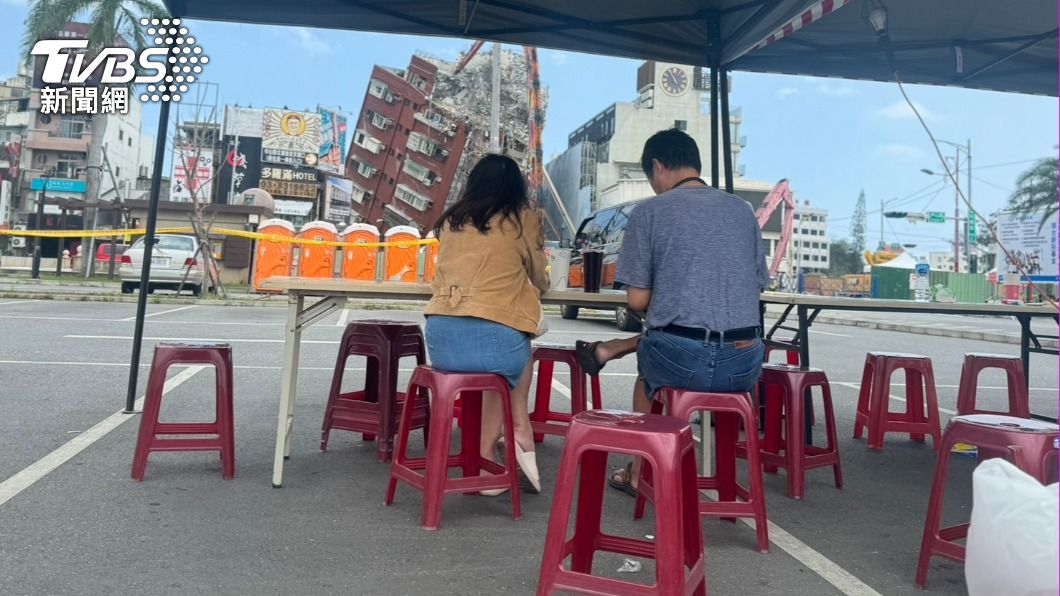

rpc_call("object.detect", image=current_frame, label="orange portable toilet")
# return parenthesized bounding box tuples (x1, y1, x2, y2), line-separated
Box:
(422, 231, 438, 283)
(340, 223, 380, 281)
(297, 221, 339, 278)
(384, 225, 421, 282)
(252, 218, 296, 292)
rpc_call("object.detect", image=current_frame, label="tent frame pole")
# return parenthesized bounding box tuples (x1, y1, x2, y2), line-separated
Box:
(708, 15, 721, 189)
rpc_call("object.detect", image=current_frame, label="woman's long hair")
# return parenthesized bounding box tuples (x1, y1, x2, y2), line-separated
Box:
(434, 154, 529, 236)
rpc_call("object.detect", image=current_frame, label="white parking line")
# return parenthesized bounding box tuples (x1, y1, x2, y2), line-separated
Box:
(122, 305, 198, 321)
(835, 382, 957, 415)
(336, 308, 351, 327)
(0, 314, 284, 326)
(65, 335, 339, 344)
(0, 365, 205, 508)
(0, 301, 28, 306)
(808, 329, 850, 337)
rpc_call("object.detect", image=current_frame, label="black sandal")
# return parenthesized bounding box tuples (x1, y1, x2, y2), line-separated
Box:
(608, 463, 638, 497)
(575, 340, 605, 376)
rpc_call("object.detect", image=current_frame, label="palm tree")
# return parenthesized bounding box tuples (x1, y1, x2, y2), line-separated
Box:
(21, 0, 169, 60)
(1008, 156, 1059, 226)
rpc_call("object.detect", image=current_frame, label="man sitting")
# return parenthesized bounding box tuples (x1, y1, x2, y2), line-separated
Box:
(575, 128, 769, 495)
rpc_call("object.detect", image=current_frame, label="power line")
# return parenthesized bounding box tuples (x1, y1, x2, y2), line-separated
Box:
(974, 158, 1044, 170)
(972, 175, 1013, 193)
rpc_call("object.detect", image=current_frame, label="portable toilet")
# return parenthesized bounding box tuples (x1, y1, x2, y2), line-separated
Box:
(252, 218, 296, 292)
(297, 221, 339, 278)
(422, 231, 438, 283)
(384, 225, 421, 282)
(341, 223, 380, 281)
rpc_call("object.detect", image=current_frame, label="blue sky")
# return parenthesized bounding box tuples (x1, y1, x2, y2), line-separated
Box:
(2, 1, 1057, 255)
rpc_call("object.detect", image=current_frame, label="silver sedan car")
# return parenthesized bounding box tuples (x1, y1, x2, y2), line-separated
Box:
(119, 234, 214, 296)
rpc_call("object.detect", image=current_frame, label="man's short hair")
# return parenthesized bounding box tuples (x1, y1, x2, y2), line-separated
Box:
(640, 128, 702, 179)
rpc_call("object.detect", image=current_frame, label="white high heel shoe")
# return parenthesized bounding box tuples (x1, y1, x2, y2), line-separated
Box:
(514, 442, 542, 493)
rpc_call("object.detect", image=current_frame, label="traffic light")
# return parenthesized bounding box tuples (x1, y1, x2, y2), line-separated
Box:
(883, 211, 908, 218)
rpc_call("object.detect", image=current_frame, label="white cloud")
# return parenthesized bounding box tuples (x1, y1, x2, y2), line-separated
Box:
(877, 143, 927, 161)
(816, 83, 858, 97)
(876, 99, 935, 120)
(292, 27, 331, 55)
(775, 87, 799, 99)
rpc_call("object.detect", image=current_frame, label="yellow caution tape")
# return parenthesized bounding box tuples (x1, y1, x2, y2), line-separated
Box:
(0, 226, 440, 249)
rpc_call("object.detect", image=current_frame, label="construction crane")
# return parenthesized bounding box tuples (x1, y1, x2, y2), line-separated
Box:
(754, 179, 797, 279)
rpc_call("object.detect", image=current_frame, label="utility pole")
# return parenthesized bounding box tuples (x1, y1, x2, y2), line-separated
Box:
(879, 197, 884, 251)
(489, 42, 501, 152)
(953, 148, 961, 273)
(30, 174, 49, 279)
(966, 138, 974, 273)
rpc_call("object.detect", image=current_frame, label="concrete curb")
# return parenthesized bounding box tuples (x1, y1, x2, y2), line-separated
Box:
(812, 314, 1057, 348)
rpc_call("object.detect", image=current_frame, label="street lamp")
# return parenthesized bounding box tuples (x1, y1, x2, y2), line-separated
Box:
(921, 139, 973, 272)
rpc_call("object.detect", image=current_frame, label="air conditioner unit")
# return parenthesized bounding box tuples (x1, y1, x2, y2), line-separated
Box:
(439, 149, 450, 157)
(11, 224, 26, 248)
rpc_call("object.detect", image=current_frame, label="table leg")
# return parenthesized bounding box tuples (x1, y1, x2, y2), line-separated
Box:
(798, 306, 813, 444)
(273, 293, 304, 488)
(1018, 315, 1032, 389)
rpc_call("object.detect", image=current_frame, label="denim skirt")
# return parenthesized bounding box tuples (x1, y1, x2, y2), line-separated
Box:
(425, 315, 531, 388)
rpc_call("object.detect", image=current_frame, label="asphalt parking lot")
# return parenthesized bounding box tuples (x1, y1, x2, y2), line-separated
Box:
(0, 298, 1055, 595)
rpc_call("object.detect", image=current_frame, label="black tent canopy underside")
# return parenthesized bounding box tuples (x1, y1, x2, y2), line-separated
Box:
(164, 0, 1058, 96)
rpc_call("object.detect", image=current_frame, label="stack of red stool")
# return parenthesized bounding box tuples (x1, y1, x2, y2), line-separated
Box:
(637, 389, 769, 553)
(132, 342, 235, 481)
(956, 353, 1029, 416)
(853, 352, 942, 451)
(386, 366, 521, 531)
(750, 364, 843, 499)
(916, 414, 1058, 588)
(537, 411, 706, 595)
(530, 343, 602, 442)
(320, 320, 427, 462)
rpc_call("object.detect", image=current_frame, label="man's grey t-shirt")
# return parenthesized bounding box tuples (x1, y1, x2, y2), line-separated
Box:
(614, 185, 769, 331)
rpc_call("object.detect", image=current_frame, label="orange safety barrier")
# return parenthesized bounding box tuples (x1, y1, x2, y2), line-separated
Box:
(341, 223, 381, 281)
(384, 226, 420, 282)
(252, 219, 296, 292)
(298, 221, 339, 278)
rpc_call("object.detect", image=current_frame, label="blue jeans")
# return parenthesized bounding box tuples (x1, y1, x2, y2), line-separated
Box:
(637, 328, 764, 398)
(425, 315, 531, 389)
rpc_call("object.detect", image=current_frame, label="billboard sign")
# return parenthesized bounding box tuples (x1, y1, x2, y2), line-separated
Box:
(318, 108, 348, 175)
(996, 211, 1059, 283)
(223, 106, 263, 138)
(324, 176, 353, 224)
(260, 164, 319, 200)
(216, 136, 262, 204)
(170, 146, 214, 202)
(262, 109, 320, 167)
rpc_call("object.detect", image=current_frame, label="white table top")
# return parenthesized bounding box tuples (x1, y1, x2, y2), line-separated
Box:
(260, 277, 1058, 317)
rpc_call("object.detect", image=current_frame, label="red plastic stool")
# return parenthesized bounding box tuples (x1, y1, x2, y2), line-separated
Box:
(853, 352, 942, 451)
(754, 365, 843, 499)
(916, 414, 1059, 588)
(132, 342, 235, 481)
(956, 353, 1029, 417)
(530, 343, 603, 442)
(386, 366, 521, 531)
(321, 320, 427, 462)
(637, 389, 770, 553)
(537, 411, 706, 596)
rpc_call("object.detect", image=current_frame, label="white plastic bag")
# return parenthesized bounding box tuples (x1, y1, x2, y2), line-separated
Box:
(965, 458, 1058, 596)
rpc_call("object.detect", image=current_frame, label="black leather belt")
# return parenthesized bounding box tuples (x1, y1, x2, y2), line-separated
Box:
(660, 324, 759, 342)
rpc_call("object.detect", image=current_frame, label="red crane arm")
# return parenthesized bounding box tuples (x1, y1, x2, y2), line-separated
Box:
(753, 179, 796, 278)
(453, 40, 485, 74)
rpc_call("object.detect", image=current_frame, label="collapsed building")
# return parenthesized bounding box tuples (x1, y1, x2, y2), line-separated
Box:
(345, 47, 548, 232)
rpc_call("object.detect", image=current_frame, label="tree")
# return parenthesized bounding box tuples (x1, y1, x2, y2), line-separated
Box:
(1008, 156, 1058, 226)
(22, 0, 168, 61)
(828, 238, 863, 276)
(851, 189, 867, 254)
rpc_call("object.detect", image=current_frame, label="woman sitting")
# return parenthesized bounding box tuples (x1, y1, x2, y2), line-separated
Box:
(424, 154, 550, 494)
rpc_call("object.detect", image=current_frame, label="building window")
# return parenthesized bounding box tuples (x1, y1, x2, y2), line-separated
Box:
(368, 79, 394, 102)
(118, 129, 124, 141)
(355, 160, 377, 179)
(351, 183, 368, 204)
(408, 132, 439, 157)
(115, 166, 121, 177)
(402, 159, 437, 186)
(394, 184, 430, 211)
(368, 111, 391, 130)
(58, 118, 87, 139)
(353, 129, 383, 154)
(55, 152, 81, 178)
(674, 120, 687, 131)
(128, 137, 132, 147)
